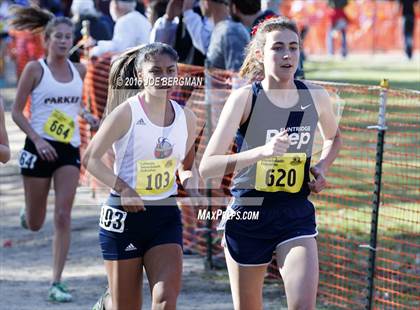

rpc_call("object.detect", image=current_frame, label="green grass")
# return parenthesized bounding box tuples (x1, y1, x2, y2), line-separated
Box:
(305, 55, 420, 91)
(284, 57, 420, 308)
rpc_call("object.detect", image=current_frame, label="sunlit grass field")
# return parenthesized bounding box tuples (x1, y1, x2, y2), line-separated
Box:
(305, 54, 420, 91)
(301, 54, 419, 309)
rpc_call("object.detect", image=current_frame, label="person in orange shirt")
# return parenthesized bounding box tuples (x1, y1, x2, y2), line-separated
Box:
(326, 0, 349, 57)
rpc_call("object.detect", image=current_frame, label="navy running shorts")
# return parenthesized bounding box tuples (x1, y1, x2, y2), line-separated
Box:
(19, 137, 80, 178)
(221, 197, 317, 266)
(99, 194, 183, 260)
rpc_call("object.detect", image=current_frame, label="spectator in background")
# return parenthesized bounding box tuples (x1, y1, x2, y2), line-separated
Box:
(93, 0, 115, 33)
(229, 0, 277, 35)
(70, 0, 113, 62)
(0, 1, 10, 36)
(11, 0, 30, 5)
(181, 0, 213, 56)
(146, 0, 168, 25)
(202, 0, 250, 145)
(326, 0, 349, 57)
(150, 0, 211, 66)
(177, 0, 211, 65)
(95, 0, 111, 16)
(399, 0, 418, 60)
(39, 0, 64, 16)
(202, 0, 250, 72)
(261, 0, 281, 14)
(0, 0, 11, 79)
(135, 0, 146, 14)
(90, 0, 151, 57)
(61, 0, 73, 17)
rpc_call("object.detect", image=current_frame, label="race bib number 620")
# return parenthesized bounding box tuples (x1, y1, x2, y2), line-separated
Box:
(99, 205, 127, 233)
(255, 153, 306, 193)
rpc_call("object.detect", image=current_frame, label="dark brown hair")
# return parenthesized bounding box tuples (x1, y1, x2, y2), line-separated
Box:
(239, 16, 300, 80)
(106, 43, 179, 114)
(9, 5, 73, 40)
(133, 42, 179, 73)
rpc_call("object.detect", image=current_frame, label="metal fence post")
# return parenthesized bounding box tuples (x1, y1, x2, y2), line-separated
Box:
(365, 79, 389, 309)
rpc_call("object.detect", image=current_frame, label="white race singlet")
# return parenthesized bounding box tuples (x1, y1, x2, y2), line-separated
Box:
(112, 95, 188, 201)
(30, 59, 83, 147)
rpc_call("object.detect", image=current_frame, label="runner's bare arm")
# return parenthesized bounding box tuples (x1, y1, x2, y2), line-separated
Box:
(74, 62, 86, 80)
(74, 63, 99, 128)
(82, 102, 132, 193)
(74, 64, 88, 116)
(11, 62, 58, 161)
(178, 106, 200, 192)
(84, 102, 145, 212)
(0, 100, 10, 163)
(308, 83, 342, 174)
(199, 85, 289, 179)
(11, 61, 43, 142)
(305, 83, 342, 193)
(74, 63, 87, 115)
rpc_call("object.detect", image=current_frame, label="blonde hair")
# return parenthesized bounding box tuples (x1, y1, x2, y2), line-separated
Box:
(239, 17, 300, 81)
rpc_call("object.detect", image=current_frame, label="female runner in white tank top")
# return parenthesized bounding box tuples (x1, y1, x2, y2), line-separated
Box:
(84, 43, 201, 310)
(10, 6, 98, 302)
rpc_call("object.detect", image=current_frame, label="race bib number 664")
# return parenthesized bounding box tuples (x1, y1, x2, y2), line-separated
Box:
(44, 109, 75, 143)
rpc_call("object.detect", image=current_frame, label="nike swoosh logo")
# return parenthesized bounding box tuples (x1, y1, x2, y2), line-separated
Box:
(301, 104, 312, 110)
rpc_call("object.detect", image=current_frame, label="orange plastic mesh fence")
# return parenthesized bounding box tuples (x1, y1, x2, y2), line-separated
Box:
(9, 49, 417, 308)
(80, 60, 419, 309)
(279, 0, 420, 54)
(6, 4, 419, 307)
(371, 88, 420, 309)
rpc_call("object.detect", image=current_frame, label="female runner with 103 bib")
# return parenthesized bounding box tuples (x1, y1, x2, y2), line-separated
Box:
(84, 42, 200, 310)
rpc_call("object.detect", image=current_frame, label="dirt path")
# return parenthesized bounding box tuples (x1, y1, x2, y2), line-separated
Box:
(0, 111, 286, 310)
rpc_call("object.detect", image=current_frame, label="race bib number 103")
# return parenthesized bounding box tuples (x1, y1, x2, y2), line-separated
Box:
(99, 205, 127, 233)
(136, 158, 176, 196)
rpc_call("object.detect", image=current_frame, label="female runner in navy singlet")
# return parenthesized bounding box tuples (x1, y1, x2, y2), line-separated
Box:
(200, 17, 342, 310)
